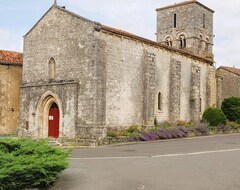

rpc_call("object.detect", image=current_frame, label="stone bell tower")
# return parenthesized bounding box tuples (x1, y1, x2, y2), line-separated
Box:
(156, 0, 214, 59)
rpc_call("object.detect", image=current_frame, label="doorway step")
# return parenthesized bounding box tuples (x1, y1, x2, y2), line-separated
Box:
(48, 138, 62, 147)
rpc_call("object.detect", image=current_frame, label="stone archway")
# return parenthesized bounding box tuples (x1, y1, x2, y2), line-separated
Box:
(36, 92, 63, 138)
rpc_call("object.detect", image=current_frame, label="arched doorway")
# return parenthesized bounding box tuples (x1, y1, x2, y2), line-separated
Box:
(48, 102, 59, 138)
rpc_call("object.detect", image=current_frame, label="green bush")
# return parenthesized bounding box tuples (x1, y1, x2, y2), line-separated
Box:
(0, 138, 70, 190)
(202, 107, 227, 127)
(107, 126, 142, 137)
(221, 97, 240, 122)
(227, 121, 240, 130)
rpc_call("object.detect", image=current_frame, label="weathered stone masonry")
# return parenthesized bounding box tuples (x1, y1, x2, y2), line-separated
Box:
(169, 58, 181, 122)
(18, 1, 220, 142)
(190, 64, 201, 122)
(143, 51, 156, 126)
(0, 50, 22, 135)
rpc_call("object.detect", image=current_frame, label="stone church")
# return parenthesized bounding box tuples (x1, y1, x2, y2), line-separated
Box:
(18, 0, 219, 141)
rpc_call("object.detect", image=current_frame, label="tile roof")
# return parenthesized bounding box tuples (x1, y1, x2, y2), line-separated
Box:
(218, 66, 240, 76)
(156, 0, 214, 13)
(101, 25, 213, 64)
(0, 50, 23, 65)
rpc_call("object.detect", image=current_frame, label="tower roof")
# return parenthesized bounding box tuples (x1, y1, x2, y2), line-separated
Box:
(156, 0, 214, 13)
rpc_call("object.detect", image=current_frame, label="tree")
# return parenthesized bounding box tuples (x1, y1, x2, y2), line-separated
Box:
(221, 97, 240, 123)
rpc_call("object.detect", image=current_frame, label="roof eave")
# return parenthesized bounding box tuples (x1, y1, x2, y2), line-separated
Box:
(0, 62, 23, 66)
(101, 25, 213, 65)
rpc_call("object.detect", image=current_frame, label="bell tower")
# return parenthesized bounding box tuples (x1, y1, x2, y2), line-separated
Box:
(156, 0, 214, 59)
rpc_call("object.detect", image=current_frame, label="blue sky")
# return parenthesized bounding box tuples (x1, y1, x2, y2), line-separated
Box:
(0, 0, 239, 68)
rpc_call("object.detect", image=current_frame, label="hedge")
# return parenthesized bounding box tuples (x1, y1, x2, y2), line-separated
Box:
(0, 138, 70, 190)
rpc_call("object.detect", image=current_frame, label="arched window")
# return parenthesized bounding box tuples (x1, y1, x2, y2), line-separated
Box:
(179, 35, 186, 49)
(165, 37, 172, 47)
(158, 92, 162, 110)
(48, 58, 56, 80)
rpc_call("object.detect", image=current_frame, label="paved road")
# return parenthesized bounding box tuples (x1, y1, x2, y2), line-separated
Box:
(49, 134, 240, 190)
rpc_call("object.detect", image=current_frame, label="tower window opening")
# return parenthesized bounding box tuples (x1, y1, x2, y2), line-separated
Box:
(158, 92, 162, 110)
(165, 37, 172, 47)
(203, 13, 206, 28)
(199, 35, 203, 49)
(174, 14, 177, 28)
(179, 35, 186, 48)
(205, 38, 209, 51)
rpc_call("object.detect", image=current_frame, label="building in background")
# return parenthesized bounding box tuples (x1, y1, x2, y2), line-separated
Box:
(0, 50, 22, 135)
(217, 66, 240, 107)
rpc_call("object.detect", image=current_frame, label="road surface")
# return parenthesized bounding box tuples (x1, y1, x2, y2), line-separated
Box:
(49, 134, 240, 190)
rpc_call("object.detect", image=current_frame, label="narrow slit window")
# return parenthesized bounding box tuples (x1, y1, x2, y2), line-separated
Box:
(200, 98, 202, 113)
(203, 13, 205, 28)
(158, 92, 162, 110)
(199, 35, 203, 49)
(174, 14, 177, 28)
(205, 38, 209, 51)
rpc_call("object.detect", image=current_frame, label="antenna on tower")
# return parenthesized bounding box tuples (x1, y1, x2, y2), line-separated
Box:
(54, 0, 57, 5)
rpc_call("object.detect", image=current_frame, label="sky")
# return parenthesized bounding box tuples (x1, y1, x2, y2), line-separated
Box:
(0, 0, 239, 68)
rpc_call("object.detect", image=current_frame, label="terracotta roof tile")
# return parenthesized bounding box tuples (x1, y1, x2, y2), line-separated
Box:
(218, 66, 240, 76)
(0, 50, 23, 65)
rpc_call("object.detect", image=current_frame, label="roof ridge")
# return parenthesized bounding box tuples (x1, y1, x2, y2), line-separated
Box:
(218, 66, 240, 76)
(156, 0, 214, 13)
(0, 50, 23, 54)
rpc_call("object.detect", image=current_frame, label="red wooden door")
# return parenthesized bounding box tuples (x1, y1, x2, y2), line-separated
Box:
(48, 103, 59, 138)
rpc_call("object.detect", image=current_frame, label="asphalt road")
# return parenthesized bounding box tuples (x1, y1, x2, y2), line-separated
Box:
(49, 134, 240, 190)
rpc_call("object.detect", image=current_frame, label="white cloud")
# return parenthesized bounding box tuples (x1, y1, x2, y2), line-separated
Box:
(0, 29, 23, 52)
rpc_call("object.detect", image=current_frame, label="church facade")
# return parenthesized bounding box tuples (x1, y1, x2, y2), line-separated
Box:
(19, 1, 218, 142)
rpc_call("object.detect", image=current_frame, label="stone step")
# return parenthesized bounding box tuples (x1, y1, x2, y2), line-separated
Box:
(75, 139, 98, 147)
(48, 138, 62, 147)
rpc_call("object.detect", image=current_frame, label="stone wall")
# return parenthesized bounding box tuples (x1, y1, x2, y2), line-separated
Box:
(217, 69, 240, 106)
(207, 65, 217, 107)
(0, 64, 22, 135)
(156, 2, 213, 56)
(169, 58, 181, 122)
(19, 82, 78, 138)
(20, 6, 106, 139)
(96, 28, 211, 126)
(143, 51, 156, 126)
(190, 64, 201, 122)
(97, 32, 145, 128)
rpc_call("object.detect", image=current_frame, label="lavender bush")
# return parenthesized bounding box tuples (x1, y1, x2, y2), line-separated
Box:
(195, 123, 209, 136)
(217, 124, 231, 132)
(135, 126, 189, 141)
